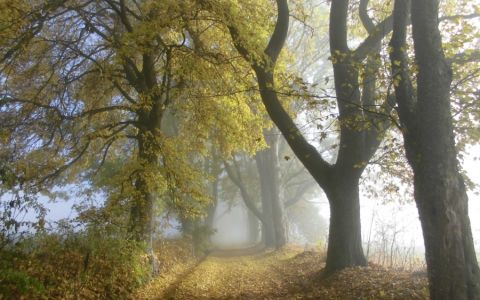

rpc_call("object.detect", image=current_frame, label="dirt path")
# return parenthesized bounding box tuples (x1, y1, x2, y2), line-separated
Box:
(209, 243, 266, 257)
(162, 248, 318, 300)
(136, 246, 428, 300)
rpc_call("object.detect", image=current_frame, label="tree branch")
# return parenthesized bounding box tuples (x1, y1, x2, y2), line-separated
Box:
(389, 0, 417, 128)
(354, 15, 393, 61)
(285, 180, 317, 208)
(223, 160, 266, 225)
(359, 0, 375, 33)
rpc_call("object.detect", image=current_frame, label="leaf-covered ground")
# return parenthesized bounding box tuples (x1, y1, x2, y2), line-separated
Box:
(135, 246, 428, 299)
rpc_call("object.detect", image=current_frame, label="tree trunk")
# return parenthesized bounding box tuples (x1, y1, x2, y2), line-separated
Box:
(407, 108, 480, 299)
(229, 0, 390, 273)
(247, 210, 260, 244)
(389, 0, 480, 298)
(130, 178, 155, 244)
(255, 133, 288, 248)
(260, 213, 276, 247)
(256, 152, 276, 247)
(324, 173, 366, 274)
(205, 161, 219, 237)
(418, 178, 474, 298)
(129, 131, 159, 275)
(410, 42, 480, 300)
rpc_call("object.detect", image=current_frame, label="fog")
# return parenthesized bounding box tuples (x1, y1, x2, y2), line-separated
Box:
(211, 202, 252, 249)
(4, 0, 479, 272)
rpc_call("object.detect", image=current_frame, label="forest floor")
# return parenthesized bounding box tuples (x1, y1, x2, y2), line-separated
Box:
(135, 245, 429, 300)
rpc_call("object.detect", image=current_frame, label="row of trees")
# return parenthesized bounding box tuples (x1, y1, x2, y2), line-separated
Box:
(1, 0, 479, 298)
(234, 0, 479, 298)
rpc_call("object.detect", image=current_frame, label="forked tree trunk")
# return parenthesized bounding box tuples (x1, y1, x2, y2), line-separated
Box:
(390, 0, 480, 298)
(228, 0, 392, 273)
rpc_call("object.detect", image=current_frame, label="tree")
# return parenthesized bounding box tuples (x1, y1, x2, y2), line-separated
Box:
(224, 147, 282, 247)
(225, 128, 287, 248)
(225, 127, 322, 248)
(0, 0, 265, 267)
(214, 0, 398, 273)
(390, 0, 480, 298)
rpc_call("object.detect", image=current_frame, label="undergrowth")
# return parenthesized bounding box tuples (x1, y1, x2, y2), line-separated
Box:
(0, 225, 150, 299)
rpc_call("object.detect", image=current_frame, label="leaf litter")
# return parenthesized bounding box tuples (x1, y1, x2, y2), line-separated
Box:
(136, 245, 428, 299)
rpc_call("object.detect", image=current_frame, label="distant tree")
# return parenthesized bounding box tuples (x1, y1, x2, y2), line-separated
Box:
(225, 127, 325, 248)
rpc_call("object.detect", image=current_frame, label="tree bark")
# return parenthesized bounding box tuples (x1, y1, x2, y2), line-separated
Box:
(130, 132, 155, 242)
(390, 0, 480, 298)
(129, 130, 159, 275)
(324, 172, 366, 273)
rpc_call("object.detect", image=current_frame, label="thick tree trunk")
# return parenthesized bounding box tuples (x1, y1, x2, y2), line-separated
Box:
(407, 41, 480, 300)
(260, 213, 276, 247)
(413, 161, 480, 299)
(129, 132, 159, 275)
(131, 181, 159, 275)
(230, 0, 386, 273)
(130, 178, 155, 244)
(389, 0, 480, 298)
(324, 173, 366, 274)
(130, 132, 155, 243)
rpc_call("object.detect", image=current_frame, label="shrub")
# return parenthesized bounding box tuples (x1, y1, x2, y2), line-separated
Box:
(0, 225, 150, 299)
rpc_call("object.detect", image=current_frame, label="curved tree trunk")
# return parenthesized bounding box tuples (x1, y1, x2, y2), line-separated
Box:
(227, 0, 395, 273)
